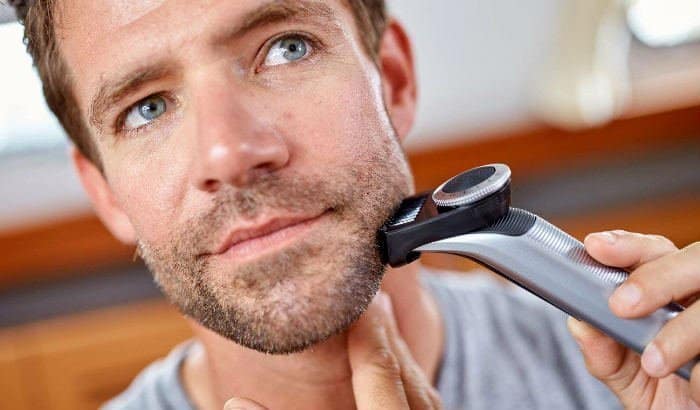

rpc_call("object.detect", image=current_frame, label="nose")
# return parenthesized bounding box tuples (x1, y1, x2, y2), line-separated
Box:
(191, 81, 290, 192)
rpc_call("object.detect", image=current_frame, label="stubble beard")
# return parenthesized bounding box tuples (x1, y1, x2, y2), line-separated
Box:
(138, 140, 412, 354)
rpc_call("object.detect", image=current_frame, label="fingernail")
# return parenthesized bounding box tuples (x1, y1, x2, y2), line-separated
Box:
(594, 231, 618, 244)
(224, 397, 267, 410)
(642, 342, 666, 376)
(612, 283, 642, 308)
(224, 402, 247, 410)
(379, 292, 393, 316)
(371, 291, 384, 308)
(566, 317, 585, 347)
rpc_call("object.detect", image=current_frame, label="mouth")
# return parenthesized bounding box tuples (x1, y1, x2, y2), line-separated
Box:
(207, 210, 331, 261)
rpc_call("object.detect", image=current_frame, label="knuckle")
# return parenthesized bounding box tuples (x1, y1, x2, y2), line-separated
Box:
(368, 347, 401, 376)
(405, 385, 436, 410)
(428, 388, 444, 409)
(594, 349, 637, 390)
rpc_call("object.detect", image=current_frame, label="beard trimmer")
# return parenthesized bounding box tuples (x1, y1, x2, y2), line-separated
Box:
(379, 163, 697, 380)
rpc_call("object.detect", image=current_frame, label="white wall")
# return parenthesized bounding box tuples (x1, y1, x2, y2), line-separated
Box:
(389, 0, 564, 149)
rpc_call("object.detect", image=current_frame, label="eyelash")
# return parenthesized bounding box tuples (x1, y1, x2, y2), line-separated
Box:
(112, 31, 323, 136)
(254, 31, 322, 73)
(113, 93, 176, 138)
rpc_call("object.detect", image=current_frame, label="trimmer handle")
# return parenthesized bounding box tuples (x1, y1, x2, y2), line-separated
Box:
(381, 164, 698, 380)
(416, 207, 697, 380)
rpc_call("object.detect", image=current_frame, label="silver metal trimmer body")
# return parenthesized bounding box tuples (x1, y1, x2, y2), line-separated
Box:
(380, 163, 697, 380)
(416, 207, 693, 379)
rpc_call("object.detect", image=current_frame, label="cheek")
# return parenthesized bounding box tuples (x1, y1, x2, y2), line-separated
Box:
(103, 146, 189, 244)
(272, 69, 391, 167)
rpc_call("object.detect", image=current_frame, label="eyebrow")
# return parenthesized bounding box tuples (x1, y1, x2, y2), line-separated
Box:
(213, 0, 336, 45)
(89, 65, 176, 131)
(88, 0, 339, 132)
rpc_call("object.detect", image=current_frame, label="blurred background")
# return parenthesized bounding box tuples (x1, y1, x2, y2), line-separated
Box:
(1, 0, 699, 408)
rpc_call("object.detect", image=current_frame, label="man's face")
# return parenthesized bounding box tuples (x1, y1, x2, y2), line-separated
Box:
(60, 0, 413, 353)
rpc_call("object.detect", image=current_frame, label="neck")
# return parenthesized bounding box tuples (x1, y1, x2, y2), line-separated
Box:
(181, 262, 443, 410)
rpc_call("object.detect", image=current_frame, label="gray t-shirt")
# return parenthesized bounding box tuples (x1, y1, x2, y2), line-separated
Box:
(103, 270, 621, 409)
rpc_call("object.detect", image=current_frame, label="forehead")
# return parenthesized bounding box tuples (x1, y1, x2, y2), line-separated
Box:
(55, 0, 353, 108)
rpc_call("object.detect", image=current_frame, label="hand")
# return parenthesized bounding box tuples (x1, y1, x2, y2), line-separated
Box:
(346, 291, 442, 409)
(224, 292, 442, 410)
(567, 230, 700, 409)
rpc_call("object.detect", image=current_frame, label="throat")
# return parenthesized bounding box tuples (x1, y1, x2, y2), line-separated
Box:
(180, 263, 444, 410)
(182, 330, 357, 410)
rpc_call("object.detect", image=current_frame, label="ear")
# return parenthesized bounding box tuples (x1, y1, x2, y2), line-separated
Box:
(71, 148, 137, 245)
(378, 19, 417, 142)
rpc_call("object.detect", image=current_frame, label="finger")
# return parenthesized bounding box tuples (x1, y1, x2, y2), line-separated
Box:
(610, 242, 700, 317)
(224, 397, 268, 410)
(381, 294, 441, 410)
(348, 291, 410, 410)
(584, 230, 677, 269)
(566, 317, 665, 408)
(691, 364, 700, 405)
(641, 300, 700, 378)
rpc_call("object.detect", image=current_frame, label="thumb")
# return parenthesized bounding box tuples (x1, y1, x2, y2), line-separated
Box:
(567, 317, 649, 404)
(224, 397, 268, 410)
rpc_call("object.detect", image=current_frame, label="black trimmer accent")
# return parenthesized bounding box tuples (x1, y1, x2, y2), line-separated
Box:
(378, 183, 510, 266)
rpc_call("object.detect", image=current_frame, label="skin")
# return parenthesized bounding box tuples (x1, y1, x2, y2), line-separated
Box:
(48, 0, 699, 408)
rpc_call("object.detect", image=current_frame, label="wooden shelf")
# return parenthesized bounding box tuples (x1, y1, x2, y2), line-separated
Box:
(0, 300, 192, 410)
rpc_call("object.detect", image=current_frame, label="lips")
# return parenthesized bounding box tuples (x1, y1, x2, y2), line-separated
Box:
(209, 210, 328, 256)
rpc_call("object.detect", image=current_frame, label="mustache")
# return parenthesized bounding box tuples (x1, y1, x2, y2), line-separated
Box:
(173, 172, 351, 257)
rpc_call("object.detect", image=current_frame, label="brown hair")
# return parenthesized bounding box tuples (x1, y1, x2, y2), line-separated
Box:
(7, 0, 387, 167)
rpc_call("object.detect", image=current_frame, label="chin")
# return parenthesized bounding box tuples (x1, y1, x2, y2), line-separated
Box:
(198, 240, 386, 354)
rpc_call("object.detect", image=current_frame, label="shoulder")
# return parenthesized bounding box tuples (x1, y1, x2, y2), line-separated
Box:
(421, 268, 621, 409)
(421, 268, 569, 357)
(421, 267, 562, 329)
(101, 341, 197, 410)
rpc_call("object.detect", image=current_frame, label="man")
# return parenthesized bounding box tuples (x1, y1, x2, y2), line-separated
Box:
(8, 0, 700, 409)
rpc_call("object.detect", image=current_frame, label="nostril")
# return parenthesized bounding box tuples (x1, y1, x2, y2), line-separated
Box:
(254, 161, 277, 173)
(203, 179, 221, 192)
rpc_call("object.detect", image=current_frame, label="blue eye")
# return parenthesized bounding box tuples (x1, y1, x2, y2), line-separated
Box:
(124, 96, 167, 130)
(264, 35, 311, 66)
